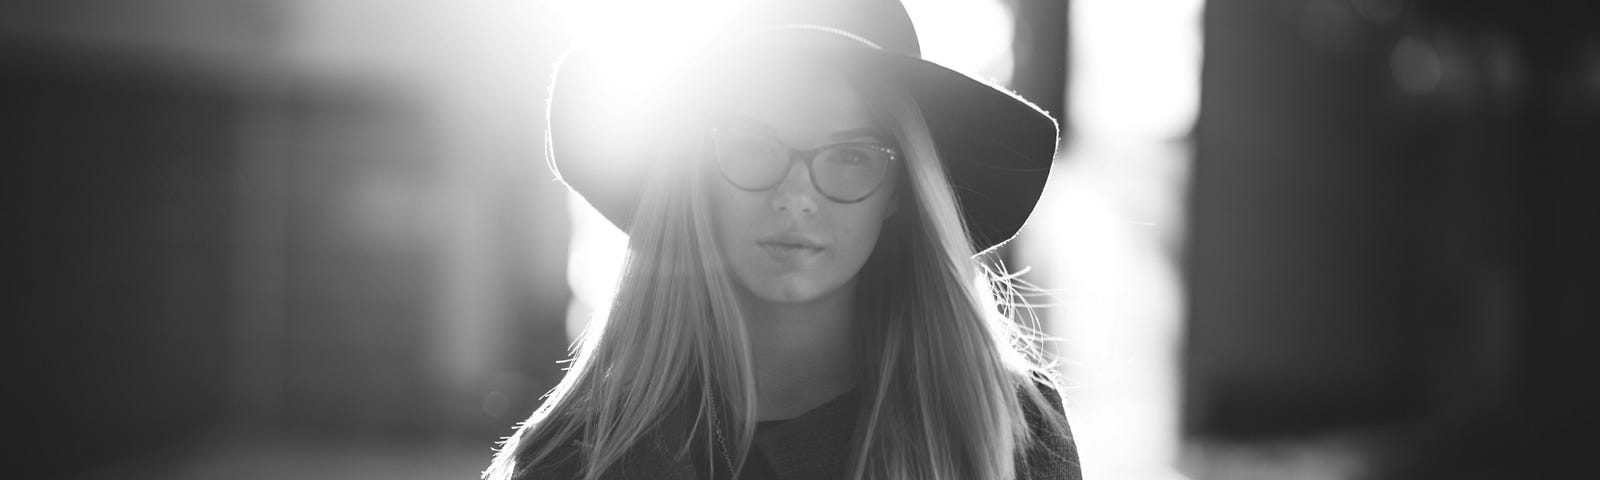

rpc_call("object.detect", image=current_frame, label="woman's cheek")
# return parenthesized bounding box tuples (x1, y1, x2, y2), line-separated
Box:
(837, 211, 883, 275)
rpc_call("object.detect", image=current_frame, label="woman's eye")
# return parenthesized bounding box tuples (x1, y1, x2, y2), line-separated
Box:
(725, 137, 765, 157)
(831, 147, 881, 165)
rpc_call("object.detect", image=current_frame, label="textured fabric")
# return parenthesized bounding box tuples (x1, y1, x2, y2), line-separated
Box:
(515, 383, 1082, 480)
(698, 420, 789, 480)
(1017, 383, 1083, 480)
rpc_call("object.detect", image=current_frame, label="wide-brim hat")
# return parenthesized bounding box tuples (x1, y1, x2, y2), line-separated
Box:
(546, 0, 1058, 254)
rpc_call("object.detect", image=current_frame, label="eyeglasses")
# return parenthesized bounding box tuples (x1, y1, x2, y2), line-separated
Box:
(709, 125, 899, 204)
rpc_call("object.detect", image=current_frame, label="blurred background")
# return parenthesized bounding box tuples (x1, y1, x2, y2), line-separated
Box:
(6, 0, 1597, 479)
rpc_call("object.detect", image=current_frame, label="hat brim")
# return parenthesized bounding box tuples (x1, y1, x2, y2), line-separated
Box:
(546, 44, 1058, 254)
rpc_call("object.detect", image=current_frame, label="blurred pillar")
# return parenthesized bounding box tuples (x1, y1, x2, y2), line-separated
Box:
(1017, 1, 1202, 479)
(1011, 0, 1070, 131)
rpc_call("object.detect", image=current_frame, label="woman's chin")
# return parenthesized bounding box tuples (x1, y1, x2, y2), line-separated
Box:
(743, 276, 838, 305)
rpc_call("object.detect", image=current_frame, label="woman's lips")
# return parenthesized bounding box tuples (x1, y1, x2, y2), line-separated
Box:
(752, 241, 819, 264)
(758, 241, 824, 252)
(757, 232, 824, 250)
(756, 236, 825, 264)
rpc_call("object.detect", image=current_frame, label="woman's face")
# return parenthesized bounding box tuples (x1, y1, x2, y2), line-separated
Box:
(708, 64, 898, 305)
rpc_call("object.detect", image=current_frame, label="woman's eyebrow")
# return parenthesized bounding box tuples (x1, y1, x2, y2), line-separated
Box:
(831, 127, 891, 142)
(721, 116, 778, 136)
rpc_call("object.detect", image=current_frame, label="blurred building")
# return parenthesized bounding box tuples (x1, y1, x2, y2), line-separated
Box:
(1188, 0, 1600, 477)
(6, 2, 573, 478)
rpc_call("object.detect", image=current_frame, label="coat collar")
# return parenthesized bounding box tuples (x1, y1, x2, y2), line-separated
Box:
(573, 380, 1080, 480)
(751, 387, 860, 479)
(613, 388, 862, 480)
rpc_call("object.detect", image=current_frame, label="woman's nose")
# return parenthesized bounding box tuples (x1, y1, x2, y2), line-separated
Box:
(770, 161, 819, 216)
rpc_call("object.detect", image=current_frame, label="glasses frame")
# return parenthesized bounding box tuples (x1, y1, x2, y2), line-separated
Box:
(709, 126, 900, 204)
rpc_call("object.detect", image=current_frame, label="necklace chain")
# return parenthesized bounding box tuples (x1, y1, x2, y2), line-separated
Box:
(708, 389, 736, 477)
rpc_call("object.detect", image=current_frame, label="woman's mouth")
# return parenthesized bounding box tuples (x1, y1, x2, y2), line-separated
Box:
(758, 241, 823, 252)
(756, 235, 825, 264)
(758, 242, 823, 265)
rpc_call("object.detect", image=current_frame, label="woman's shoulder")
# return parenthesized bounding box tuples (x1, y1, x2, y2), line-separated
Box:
(515, 442, 584, 479)
(1016, 372, 1068, 421)
(1016, 375, 1083, 480)
(502, 416, 587, 480)
(1024, 376, 1066, 412)
(502, 411, 694, 480)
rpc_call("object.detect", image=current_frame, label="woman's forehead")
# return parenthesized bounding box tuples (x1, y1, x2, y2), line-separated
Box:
(718, 60, 879, 143)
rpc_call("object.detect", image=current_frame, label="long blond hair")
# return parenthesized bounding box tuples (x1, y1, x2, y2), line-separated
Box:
(486, 69, 1071, 480)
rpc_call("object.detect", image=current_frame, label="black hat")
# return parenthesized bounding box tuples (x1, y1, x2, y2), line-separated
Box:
(546, 0, 1058, 254)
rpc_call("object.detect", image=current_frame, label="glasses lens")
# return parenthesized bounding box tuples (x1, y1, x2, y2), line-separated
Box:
(713, 129, 789, 190)
(813, 144, 893, 202)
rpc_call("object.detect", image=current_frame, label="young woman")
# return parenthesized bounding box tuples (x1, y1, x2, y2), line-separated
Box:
(486, 1, 1080, 478)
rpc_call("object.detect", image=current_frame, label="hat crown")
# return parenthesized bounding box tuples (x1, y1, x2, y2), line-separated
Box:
(730, 0, 920, 57)
(548, 0, 1057, 254)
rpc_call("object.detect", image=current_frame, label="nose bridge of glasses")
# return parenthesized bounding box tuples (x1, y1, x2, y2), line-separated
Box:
(776, 147, 821, 193)
(763, 151, 817, 214)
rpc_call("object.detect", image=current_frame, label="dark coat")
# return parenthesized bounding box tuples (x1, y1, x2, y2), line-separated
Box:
(516, 382, 1082, 480)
